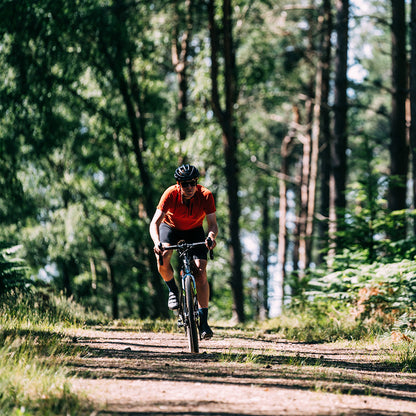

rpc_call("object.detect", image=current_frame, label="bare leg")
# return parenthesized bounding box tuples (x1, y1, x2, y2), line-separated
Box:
(193, 259, 209, 308)
(156, 249, 179, 309)
(156, 250, 174, 281)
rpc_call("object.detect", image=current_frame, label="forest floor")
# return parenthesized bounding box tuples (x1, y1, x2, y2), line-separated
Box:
(69, 326, 416, 416)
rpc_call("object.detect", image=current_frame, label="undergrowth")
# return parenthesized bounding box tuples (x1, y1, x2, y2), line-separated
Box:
(0, 291, 100, 415)
(259, 303, 375, 343)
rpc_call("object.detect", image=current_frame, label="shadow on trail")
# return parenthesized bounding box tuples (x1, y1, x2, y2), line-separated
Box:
(79, 338, 186, 354)
(69, 334, 416, 405)
(75, 336, 411, 374)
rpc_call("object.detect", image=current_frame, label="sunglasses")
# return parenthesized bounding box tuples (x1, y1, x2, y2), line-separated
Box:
(180, 180, 197, 188)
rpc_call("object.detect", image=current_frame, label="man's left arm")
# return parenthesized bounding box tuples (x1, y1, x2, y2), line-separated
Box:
(206, 212, 218, 248)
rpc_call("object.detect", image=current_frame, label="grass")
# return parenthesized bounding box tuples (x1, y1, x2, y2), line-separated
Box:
(218, 348, 273, 365)
(103, 317, 179, 333)
(384, 340, 416, 372)
(0, 292, 97, 415)
(0, 338, 81, 416)
(258, 306, 377, 343)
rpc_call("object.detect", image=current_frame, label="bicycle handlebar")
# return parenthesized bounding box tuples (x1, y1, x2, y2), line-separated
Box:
(158, 240, 214, 266)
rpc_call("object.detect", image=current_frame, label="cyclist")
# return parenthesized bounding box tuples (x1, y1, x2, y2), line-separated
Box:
(149, 164, 218, 340)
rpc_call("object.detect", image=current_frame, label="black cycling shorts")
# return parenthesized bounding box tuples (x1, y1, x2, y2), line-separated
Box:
(159, 223, 207, 260)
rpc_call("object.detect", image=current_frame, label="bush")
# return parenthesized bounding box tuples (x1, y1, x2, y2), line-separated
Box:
(307, 260, 416, 336)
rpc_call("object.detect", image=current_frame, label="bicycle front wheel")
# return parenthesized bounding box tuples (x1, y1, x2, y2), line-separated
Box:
(184, 274, 199, 353)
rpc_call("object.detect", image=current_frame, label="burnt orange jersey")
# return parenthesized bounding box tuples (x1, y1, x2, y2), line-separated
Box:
(157, 184, 216, 230)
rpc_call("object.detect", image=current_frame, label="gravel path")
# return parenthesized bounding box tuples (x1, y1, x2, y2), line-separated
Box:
(69, 328, 416, 415)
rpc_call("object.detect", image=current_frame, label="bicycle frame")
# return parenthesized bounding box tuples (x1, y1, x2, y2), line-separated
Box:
(158, 240, 213, 353)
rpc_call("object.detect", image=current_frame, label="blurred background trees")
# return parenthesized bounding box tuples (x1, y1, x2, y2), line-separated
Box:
(1, 0, 415, 322)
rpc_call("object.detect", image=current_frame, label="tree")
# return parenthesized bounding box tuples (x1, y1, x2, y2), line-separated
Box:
(171, 0, 193, 141)
(208, 0, 245, 322)
(277, 108, 299, 296)
(411, 0, 416, 236)
(318, 0, 333, 262)
(388, 0, 409, 240)
(331, 0, 349, 251)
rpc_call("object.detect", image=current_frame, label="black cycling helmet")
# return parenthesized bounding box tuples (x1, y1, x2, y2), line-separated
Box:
(174, 164, 200, 182)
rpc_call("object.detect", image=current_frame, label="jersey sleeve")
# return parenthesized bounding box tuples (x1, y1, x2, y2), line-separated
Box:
(157, 186, 175, 212)
(204, 191, 216, 214)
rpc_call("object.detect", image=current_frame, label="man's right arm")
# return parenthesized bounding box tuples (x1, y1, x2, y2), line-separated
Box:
(149, 209, 166, 254)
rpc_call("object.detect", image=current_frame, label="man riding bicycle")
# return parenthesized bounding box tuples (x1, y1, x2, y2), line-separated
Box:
(149, 164, 218, 340)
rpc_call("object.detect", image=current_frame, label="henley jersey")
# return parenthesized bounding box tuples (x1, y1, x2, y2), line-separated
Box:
(157, 184, 216, 231)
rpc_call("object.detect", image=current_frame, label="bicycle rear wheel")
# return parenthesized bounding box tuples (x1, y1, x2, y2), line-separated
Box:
(184, 274, 199, 353)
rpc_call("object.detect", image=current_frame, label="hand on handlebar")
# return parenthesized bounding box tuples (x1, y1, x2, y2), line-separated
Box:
(155, 242, 165, 266)
(205, 237, 216, 250)
(154, 242, 165, 255)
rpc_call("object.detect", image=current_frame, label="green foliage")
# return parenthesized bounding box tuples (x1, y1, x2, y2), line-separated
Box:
(0, 289, 108, 333)
(0, 291, 98, 415)
(0, 245, 30, 297)
(341, 174, 416, 263)
(308, 260, 416, 335)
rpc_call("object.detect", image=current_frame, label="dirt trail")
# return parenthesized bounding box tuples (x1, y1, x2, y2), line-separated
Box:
(69, 327, 416, 415)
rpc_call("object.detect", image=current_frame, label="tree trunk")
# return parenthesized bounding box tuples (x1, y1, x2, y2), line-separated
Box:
(60, 258, 72, 297)
(306, 0, 332, 265)
(298, 98, 313, 272)
(259, 150, 271, 320)
(277, 148, 288, 292)
(278, 107, 299, 299)
(389, 0, 409, 240)
(223, 125, 244, 322)
(117, 69, 167, 317)
(332, 0, 349, 250)
(208, 0, 245, 323)
(103, 249, 118, 320)
(60, 190, 78, 297)
(172, 0, 192, 141)
(411, 0, 416, 236)
(259, 184, 269, 320)
(318, 0, 332, 262)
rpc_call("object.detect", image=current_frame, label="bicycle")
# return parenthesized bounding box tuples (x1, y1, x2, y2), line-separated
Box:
(159, 239, 214, 353)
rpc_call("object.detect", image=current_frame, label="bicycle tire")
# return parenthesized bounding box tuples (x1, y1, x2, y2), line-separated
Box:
(184, 274, 199, 353)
